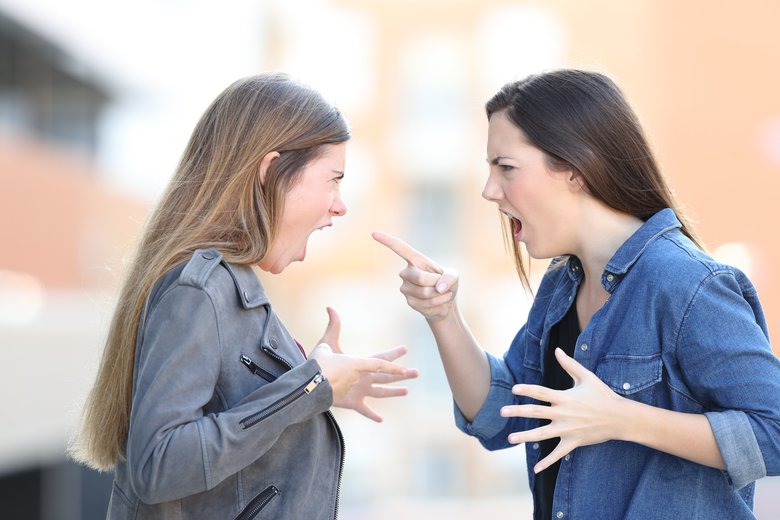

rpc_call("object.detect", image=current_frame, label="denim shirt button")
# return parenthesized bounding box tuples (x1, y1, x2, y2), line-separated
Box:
(564, 454, 571, 461)
(606, 274, 614, 282)
(580, 343, 588, 351)
(556, 512, 564, 519)
(532, 443, 539, 450)
(622, 382, 631, 390)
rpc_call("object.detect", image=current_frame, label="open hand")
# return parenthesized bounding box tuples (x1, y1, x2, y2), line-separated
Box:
(310, 307, 419, 422)
(499, 348, 625, 473)
(372, 231, 459, 322)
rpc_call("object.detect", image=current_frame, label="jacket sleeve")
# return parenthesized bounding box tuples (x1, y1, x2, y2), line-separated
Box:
(126, 284, 333, 504)
(676, 270, 780, 490)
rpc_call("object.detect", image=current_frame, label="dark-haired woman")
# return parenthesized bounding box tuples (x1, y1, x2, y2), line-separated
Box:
(375, 69, 780, 519)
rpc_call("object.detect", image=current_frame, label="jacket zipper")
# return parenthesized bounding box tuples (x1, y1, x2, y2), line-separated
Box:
(259, 345, 345, 519)
(261, 345, 294, 370)
(325, 411, 345, 520)
(234, 485, 279, 520)
(240, 354, 278, 382)
(239, 373, 324, 429)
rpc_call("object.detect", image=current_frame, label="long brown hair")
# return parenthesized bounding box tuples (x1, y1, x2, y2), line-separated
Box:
(71, 73, 350, 471)
(485, 69, 702, 289)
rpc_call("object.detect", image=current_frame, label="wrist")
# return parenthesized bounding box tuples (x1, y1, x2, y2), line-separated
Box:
(612, 395, 647, 444)
(425, 300, 460, 325)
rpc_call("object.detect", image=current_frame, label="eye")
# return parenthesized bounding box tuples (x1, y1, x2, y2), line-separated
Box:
(498, 164, 514, 173)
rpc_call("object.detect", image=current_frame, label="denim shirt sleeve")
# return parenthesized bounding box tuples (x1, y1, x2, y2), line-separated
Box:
(676, 270, 780, 489)
(453, 352, 517, 448)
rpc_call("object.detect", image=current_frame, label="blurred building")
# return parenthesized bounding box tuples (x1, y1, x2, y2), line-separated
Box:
(0, 8, 147, 519)
(1, 1, 779, 519)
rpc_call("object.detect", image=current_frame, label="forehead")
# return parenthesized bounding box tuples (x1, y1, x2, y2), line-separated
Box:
(316, 142, 346, 162)
(487, 110, 533, 153)
(303, 143, 346, 173)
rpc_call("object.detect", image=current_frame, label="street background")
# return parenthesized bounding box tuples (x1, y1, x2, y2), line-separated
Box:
(1, 0, 779, 518)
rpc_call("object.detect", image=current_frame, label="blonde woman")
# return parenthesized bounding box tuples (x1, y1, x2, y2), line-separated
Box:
(72, 73, 417, 519)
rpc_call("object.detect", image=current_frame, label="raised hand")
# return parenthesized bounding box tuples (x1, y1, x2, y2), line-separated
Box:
(372, 231, 459, 322)
(310, 307, 419, 422)
(499, 348, 625, 473)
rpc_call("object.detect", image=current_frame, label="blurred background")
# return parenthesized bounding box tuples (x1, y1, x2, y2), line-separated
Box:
(1, 0, 779, 518)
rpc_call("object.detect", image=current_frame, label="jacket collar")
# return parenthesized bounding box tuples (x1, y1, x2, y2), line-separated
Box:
(222, 262, 270, 309)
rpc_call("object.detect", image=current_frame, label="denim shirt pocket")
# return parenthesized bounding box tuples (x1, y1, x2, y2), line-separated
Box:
(596, 353, 663, 399)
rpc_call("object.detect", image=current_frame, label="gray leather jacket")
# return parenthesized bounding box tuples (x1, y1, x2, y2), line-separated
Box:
(107, 249, 344, 519)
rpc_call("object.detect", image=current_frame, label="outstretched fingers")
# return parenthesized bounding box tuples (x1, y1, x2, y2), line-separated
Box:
(356, 357, 413, 376)
(366, 385, 409, 398)
(373, 231, 442, 273)
(371, 345, 409, 362)
(355, 402, 383, 423)
(533, 441, 575, 474)
(512, 383, 564, 404)
(554, 347, 588, 383)
(318, 306, 343, 354)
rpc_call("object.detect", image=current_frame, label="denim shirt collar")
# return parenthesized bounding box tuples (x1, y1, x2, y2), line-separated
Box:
(563, 208, 681, 292)
(606, 208, 681, 274)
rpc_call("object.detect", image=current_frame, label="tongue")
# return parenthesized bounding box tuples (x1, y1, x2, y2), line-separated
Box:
(513, 218, 522, 239)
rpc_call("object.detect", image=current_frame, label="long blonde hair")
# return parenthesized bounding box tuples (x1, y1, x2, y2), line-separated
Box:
(71, 73, 350, 471)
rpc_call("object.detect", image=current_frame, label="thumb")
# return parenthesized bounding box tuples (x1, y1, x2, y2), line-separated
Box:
(555, 347, 586, 383)
(320, 306, 342, 353)
(435, 267, 459, 294)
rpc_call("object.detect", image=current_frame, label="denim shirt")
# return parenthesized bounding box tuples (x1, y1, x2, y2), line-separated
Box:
(455, 209, 780, 519)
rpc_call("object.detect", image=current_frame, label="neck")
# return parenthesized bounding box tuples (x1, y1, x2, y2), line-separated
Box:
(574, 201, 643, 292)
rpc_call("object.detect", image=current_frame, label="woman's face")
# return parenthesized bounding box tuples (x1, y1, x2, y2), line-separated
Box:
(259, 143, 347, 274)
(482, 110, 580, 259)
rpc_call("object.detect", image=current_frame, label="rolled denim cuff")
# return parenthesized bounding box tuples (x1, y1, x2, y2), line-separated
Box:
(706, 409, 766, 490)
(454, 353, 515, 442)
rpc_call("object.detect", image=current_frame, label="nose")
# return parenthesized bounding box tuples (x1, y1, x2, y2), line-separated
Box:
(330, 195, 347, 217)
(482, 174, 502, 202)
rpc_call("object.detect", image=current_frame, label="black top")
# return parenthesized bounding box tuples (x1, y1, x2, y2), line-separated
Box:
(533, 302, 580, 520)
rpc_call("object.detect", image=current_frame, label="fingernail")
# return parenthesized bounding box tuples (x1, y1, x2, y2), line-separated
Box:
(435, 282, 447, 293)
(500, 407, 509, 416)
(513, 385, 523, 394)
(533, 465, 541, 474)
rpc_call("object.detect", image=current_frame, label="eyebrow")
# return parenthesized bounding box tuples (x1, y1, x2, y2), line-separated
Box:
(487, 156, 509, 165)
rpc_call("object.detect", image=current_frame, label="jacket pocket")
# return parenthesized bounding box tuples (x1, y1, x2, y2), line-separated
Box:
(239, 373, 324, 429)
(240, 354, 278, 382)
(235, 485, 280, 520)
(595, 354, 662, 396)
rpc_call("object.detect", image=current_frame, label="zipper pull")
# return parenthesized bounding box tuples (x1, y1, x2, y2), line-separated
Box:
(240, 354, 257, 372)
(304, 373, 324, 394)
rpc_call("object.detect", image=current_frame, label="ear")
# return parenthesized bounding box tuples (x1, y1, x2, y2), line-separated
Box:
(566, 169, 588, 194)
(257, 151, 281, 186)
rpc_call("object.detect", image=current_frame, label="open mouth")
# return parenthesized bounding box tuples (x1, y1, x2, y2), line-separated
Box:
(501, 211, 522, 241)
(511, 217, 522, 241)
(512, 217, 522, 239)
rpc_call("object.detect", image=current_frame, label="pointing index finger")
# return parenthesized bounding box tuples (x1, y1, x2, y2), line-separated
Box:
(372, 231, 441, 273)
